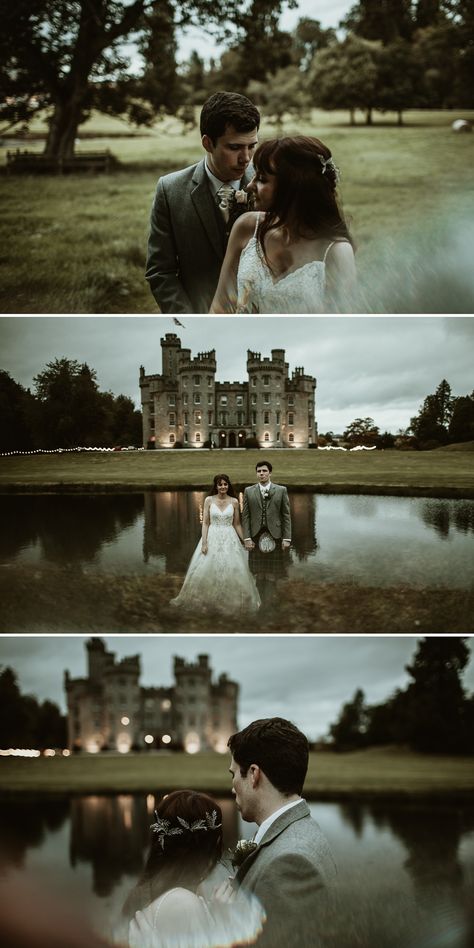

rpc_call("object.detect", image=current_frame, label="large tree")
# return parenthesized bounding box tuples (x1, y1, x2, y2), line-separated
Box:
(1, 0, 289, 158)
(309, 35, 379, 125)
(410, 378, 453, 444)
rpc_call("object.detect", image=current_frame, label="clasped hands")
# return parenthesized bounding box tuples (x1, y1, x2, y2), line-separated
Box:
(244, 539, 290, 551)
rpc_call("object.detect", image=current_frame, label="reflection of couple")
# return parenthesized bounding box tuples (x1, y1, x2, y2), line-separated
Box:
(170, 462, 291, 614)
(146, 92, 355, 314)
(122, 718, 336, 948)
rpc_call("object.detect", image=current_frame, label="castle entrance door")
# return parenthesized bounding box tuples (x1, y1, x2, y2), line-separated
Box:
(238, 431, 246, 447)
(229, 431, 236, 447)
(219, 431, 227, 447)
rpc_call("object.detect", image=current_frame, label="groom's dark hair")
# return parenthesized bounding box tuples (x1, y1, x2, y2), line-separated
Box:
(256, 460, 273, 471)
(200, 92, 260, 144)
(228, 717, 309, 795)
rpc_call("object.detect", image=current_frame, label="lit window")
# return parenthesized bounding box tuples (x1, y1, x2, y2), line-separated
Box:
(264, 433, 269, 442)
(169, 434, 175, 443)
(196, 432, 201, 442)
(289, 433, 294, 443)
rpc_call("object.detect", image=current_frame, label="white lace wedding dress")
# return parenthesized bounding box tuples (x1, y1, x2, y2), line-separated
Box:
(170, 503, 260, 614)
(127, 886, 266, 948)
(236, 216, 334, 313)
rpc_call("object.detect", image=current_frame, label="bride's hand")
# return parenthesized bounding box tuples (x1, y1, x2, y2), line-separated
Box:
(201, 541, 208, 555)
(213, 878, 236, 903)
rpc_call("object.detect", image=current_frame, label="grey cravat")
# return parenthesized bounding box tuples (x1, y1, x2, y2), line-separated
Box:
(216, 184, 235, 224)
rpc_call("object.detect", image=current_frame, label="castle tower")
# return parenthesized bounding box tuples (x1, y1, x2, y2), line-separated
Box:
(174, 654, 212, 752)
(161, 333, 182, 381)
(177, 349, 217, 447)
(246, 349, 288, 447)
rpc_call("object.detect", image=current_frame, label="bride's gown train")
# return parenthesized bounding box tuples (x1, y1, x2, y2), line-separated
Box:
(236, 214, 335, 314)
(170, 503, 260, 614)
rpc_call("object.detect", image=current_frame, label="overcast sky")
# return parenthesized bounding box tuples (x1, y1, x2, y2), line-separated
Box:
(1, 316, 472, 433)
(176, 0, 351, 63)
(2, 634, 473, 741)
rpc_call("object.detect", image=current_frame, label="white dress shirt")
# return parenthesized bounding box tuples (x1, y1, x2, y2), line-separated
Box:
(204, 159, 241, 196)
(254, 798, 302, 845)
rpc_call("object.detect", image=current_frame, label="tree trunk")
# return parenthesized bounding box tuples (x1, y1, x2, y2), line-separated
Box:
(44, 94, 87, 159)
(366, 107, 373, 125)
(398, 110, 403, 126)
(350, 108, 355, 126)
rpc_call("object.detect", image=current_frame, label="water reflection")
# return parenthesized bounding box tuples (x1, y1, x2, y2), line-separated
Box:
(0, 794, 473, 947)
(1, 491, 474, 588)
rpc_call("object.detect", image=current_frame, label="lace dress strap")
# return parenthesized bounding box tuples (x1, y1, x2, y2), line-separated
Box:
(323, 239, 350, 263)
(253, 212, 263, 236)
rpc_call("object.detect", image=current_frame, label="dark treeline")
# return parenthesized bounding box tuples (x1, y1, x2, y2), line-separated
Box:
(0, 666, 67, 749)
(2, 1, 473, 161)
(328, 637, 474, 754)
(0, 359, 142, 450)
(321, 379, 474, 449)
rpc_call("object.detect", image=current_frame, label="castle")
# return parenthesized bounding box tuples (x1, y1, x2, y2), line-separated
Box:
(64, 638, 239, 754)
(140, 334, 317, 449)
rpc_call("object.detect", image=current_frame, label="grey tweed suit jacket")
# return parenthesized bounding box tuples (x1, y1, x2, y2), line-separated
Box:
(235, 801, 337, 948)
(242, 482, 292, 541)
(146, 158, 253, 314)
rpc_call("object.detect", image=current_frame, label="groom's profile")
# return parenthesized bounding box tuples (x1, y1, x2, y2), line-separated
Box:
(227, 718, 336, 947)
(146, 91, 260, 314)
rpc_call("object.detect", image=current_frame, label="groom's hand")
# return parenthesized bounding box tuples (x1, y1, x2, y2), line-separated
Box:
(244, 539, 255, 551)
(281, 540, 291, 550)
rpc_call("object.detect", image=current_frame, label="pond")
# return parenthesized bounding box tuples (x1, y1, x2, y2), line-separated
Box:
(1, 793, 473, 948)
(2, 491, 474, 588)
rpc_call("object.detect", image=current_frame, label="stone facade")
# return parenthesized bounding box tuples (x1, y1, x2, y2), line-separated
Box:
(140, 333, 317, 449)
(64, 638, 239, 754)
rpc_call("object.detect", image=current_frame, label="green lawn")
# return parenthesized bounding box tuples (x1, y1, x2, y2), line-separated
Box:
(1, 109, 473, 313)
(1, 747, 473, 799)
(0, 448, 473, 497)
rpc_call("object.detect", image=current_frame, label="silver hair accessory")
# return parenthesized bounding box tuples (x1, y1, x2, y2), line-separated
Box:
(150, 809, 222, 850)
(318, 154, 340, 182)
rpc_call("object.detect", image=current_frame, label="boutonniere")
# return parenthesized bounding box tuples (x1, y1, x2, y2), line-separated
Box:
(230, 839, 258, 868)
(234, 189, 256, 211)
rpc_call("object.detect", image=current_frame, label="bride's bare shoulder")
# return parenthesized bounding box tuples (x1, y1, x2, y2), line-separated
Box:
(230, 211, 260, 242)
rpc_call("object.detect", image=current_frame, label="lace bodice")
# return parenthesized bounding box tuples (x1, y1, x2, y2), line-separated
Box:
(236, 217, 332, 314)
(209, 502, 234, 526)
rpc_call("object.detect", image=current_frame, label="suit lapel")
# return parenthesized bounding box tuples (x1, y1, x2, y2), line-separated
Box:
(235, 801, 309, 885)
(190, 160, 225, 259)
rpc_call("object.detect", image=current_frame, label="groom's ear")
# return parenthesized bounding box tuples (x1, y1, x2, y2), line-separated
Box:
(202, 134, 213, 154)
(248, 764, 261, 788)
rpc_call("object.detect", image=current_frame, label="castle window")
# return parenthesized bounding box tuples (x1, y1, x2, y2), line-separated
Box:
(149, 419, 155, 429)
(183, 393, 188, 405)
(184, 412, 189, 425)
(169, 434, 175, 443)
(196, 432, 201, 442)
(276, 411, 280, 424)
(263, 375, 270, 386)
(194, 393, 201, 404)
(263, 393, 270, 404)
(288, 395, 294, 406)
(208, 411, 213, 423)
(288, 413, 294, 425)
(168, 395, 175, 407)
(184, 432, 188, 443)
(208, 394, 213, 405)
(194, 411, 202, 424)
(251, 394, 257, 405)
(220, 395, 227, 405)
(236, 395, 243, 406)
(264, 411, 270, 424)
(237, 412, 244, 425)
(276, 432, 281, 442)
(194, 375, 201, 385)
(251, 412, 257, 425)
(251, 377, 257, 387)
(169, 412, 176, 426)
(289, 433, 295, 443)
(264, 432, 270, 442)
(207, 376, 213, 387)
(182, 376, 188, 388)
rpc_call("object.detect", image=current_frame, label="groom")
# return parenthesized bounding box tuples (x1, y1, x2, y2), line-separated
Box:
(242, 461, 291, 604)
(226, 718, 337, 947)
(146, 91, 260, 313)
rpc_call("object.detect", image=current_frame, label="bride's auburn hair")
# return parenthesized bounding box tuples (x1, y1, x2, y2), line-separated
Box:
(210, 473, 237, 497)
(122, 790, 223, 918)
(253, 136, 353, 259)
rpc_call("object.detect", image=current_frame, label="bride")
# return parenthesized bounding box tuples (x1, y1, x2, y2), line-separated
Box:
(121, 790, 265, 948)
(209, 135, 356, 314)
(170, 474, 260, 614)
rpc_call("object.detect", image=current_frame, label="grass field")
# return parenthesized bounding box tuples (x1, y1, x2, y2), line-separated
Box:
(1, 747, 473, 799)
(1, 109, 474, 313)
(1, 447, 473, 496)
